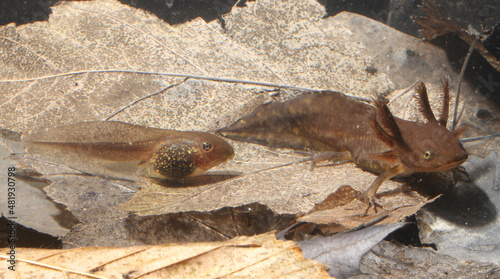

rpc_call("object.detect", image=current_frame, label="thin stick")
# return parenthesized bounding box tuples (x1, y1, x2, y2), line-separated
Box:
(388, 81, 418, 104)
(451, 34, 480, 131)
(0, 69, 309, 89)
(0, 69, 371, 102)
(460, 134, 500, 143)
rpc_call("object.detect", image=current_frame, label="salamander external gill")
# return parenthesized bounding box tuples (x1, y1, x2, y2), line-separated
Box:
(218, 80, 468, 212)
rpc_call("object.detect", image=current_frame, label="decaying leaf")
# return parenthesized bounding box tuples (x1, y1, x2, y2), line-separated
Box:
(297, 187, 437, 232)
(0, 233, 330, 279)
(1, 0, 392, 213)
(125, 203, 297, 244)
(299, 223, 406, 279)
(360, 240, 500, 278)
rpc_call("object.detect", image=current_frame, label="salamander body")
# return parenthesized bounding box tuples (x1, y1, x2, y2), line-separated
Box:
(218, 81, 467, 209)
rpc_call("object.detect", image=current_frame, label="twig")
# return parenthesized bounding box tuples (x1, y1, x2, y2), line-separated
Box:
(460, 134, 500, 143)
(388, 82, 418, 104)
(451, 34, 480, 131)
(0, 69, 371, 102)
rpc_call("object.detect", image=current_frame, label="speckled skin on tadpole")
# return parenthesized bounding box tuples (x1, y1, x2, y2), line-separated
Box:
(151, 142, 198, 179)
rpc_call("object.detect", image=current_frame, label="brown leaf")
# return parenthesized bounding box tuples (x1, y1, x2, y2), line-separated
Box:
(0, 233, 330, 279)
(299, 190, 437, 232)
(125, 203, 297, 244)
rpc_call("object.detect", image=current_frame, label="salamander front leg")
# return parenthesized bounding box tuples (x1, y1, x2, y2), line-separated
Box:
(360, 164, 405, 215)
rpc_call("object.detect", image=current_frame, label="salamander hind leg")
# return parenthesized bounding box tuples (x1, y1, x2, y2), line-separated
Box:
(295, 151, 353, 170)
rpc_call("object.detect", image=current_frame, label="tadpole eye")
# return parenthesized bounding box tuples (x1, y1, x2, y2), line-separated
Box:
(202, 142, 212, 152)
(423, 150, 434, 160)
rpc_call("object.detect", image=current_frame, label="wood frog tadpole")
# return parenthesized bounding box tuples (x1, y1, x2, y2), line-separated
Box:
(24, 121, 234, 180)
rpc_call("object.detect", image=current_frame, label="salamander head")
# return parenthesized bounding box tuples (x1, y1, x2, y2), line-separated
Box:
(372, 80, 467, 174)
(396, 120, 468, 172)
(149, 132, 234, 179)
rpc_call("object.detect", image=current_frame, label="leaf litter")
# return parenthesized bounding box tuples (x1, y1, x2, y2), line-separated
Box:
(1, 0, 499, 277)
(0, 232, 330, 279)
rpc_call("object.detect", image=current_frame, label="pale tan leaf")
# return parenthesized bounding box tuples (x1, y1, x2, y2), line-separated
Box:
(216, 0, 395, 94)
(0, 0, 284, 132)
(0, 233, 330, 279)
(124, 146, 406, 215)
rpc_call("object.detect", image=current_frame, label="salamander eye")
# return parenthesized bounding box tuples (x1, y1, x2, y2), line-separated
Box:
(202, 142, 212, 152)
(423, 150, 434, 160)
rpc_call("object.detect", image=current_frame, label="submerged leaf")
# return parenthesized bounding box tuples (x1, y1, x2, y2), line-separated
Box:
(299, 223, 405, 278)
(298, 187, 435, 231)
(361, 240, 500, 278)
(0, 132, 72, 237)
